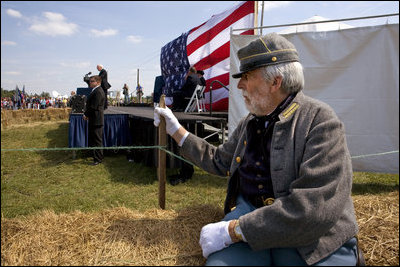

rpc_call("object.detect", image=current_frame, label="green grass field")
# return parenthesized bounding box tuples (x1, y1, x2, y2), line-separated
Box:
(1, 120, 399, 219)
(1, 121, 228, 218)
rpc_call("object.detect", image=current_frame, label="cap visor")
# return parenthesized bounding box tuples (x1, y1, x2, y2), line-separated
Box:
(232, 72, 243, 79)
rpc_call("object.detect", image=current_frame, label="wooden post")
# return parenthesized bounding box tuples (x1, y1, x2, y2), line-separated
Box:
(157, 95, 167, 209)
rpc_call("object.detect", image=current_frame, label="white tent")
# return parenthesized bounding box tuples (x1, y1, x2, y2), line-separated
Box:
(278, 15, 354, 34)
(108, 90, 123, 98)
(229, 23, 399, 173)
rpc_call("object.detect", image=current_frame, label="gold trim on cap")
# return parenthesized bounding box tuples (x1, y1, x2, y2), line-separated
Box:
(259, 37, 271, 53)
(239, 49, 297, 61)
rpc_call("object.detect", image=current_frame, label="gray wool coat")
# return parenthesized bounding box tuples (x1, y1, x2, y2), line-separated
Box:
(180, 91, 359, 265)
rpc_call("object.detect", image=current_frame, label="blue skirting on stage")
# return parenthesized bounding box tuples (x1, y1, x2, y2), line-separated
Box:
(68, 114, 132, 148)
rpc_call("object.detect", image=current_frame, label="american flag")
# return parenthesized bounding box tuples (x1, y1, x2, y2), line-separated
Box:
(160, 32, 190, 99)
(160, 1, 255, 111)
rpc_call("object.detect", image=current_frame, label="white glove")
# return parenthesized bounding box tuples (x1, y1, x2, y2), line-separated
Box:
(199, 221, 232, 258)
(154, 106, 182, 136)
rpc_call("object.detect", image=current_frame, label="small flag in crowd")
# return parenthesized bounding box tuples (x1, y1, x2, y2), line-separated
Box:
(14, 85, 20, 100)
(160, 1, 255, 111)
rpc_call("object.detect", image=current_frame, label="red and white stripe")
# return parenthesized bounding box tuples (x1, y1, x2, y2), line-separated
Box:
(186, 1, 255, 111)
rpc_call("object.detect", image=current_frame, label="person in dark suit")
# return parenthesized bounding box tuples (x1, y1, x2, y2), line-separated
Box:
(197, 70, 206, 86)
(172, 66, 200, 111)
(153, 75, 165, 104)
(83, 75, 105, 165)
(97, 64, 111, 110)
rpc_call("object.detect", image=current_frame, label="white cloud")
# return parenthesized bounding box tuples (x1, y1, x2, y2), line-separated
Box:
(127, 35, 143, 44)
(60, 61, 91, 69)
(91, 28, 118, 37)
(7, 9, 22, 18)
(262, 1, 292, 11)
(4, 71, 21, 75)
(2, 41, 17, 46)
(29, 12, 78, 36)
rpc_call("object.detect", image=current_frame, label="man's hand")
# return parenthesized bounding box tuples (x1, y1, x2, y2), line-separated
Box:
(83, 115, 88, 121)
(199, 221, 232, 258)
(154, 106, 182, 136)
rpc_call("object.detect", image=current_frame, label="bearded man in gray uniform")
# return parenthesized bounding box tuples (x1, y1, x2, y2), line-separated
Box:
(154, 33, 363, 266)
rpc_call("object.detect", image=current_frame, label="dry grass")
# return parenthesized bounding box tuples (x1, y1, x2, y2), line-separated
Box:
(353, 191, 399, 266)
(1, 108, 71, 129)
(1, 192, 398, 266)
(1, 205, 224, 266)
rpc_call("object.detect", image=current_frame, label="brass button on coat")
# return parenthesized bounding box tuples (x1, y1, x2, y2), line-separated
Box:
(258, 184, 264, 189)
(236, 157, 241, 163)
(264, 198, 275, 206)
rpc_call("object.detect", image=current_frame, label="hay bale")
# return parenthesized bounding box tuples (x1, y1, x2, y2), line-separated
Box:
(353, 191, 399, 266)
(1, 108, 72, 129)
(1, 205, 224, 266)
(1, 192, 398, 266)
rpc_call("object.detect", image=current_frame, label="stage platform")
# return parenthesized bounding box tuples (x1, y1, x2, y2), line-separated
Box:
(105, 106, 227, 123)
(68, 106, 227, 168)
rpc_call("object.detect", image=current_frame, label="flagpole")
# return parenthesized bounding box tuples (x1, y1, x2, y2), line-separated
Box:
(254, 1, 259, 35)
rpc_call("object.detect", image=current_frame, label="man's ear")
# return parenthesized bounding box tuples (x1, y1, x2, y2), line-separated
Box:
(270, 76, 283, 92)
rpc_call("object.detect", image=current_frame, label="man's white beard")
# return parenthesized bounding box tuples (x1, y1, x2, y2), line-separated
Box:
(243, 91, 268, 116)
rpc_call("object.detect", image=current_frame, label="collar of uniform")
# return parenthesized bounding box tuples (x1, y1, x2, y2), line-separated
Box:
(278, 91, 304, 121)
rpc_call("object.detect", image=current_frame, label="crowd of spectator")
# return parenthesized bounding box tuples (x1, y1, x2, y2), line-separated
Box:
(1, 96, 69, 110)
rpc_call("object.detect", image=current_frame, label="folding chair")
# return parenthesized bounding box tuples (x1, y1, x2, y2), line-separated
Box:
(184, 85, 206, 113)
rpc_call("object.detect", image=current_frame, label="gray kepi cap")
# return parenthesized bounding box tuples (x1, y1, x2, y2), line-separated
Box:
(232, 33, 299, 78)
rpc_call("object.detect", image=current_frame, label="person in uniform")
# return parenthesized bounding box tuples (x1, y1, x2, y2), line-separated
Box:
(154, 33, 363, 266)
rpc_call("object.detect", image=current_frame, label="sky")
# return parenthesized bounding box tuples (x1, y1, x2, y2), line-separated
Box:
(1, 1, 398, 98)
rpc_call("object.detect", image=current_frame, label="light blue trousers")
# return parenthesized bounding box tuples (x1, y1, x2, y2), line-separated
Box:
(206, 195, 358, 266)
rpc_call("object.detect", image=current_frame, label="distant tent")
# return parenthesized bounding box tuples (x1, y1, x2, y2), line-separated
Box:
(278, 15, 354, 34)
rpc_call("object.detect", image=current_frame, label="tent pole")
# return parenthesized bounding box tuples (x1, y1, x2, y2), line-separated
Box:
(260, 1, 264, 35)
